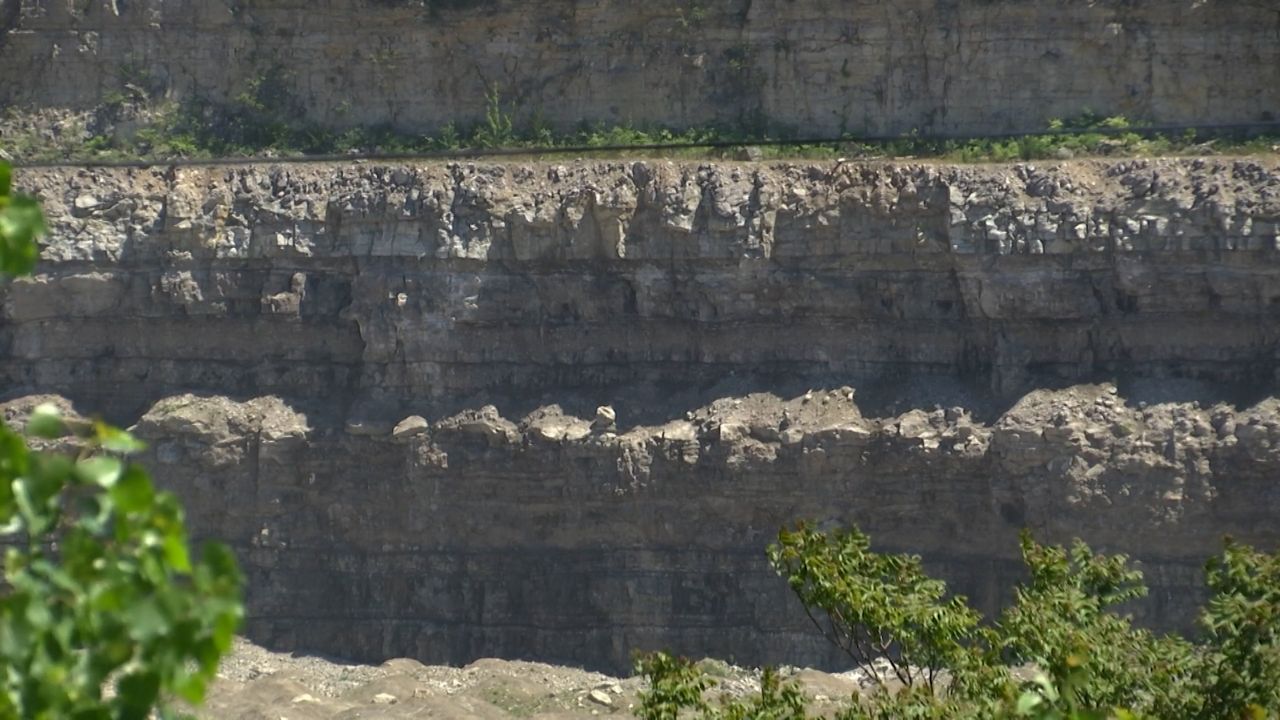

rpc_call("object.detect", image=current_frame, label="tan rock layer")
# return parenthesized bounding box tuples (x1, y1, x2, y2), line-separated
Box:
(5, 159, 1280, 417)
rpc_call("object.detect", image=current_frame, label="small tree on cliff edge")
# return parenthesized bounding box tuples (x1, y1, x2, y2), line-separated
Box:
(0, 160, 244, 719)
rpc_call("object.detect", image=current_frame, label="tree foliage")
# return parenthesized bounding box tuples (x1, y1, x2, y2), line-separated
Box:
(636, 653, 807, 720)
(766, 524, 984, 694)
(0, 161, 244, 720)
(0, 164, 43, 276)
(993, 532, 1198, 717)
(639, 522, 1280, 720)
(1194, 540, 1280, 718)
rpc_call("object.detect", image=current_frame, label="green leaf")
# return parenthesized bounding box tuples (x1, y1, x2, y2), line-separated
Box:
(0, 195, 45, 276)
(75, 492, 115, 534)
(25, 403, 68, 439)
(123, 597, 170, 641)
(31, 451, 74, 489)
(24, 597, 53, 630)
(74, 456, 124, 488)
(116, 671, 161, 720)
(211, 605, 241, 654)
(12, 477, 54, 534)
(109, 465, 155, 513)
(202, 542, 240, 582)
(0, 161, 11, 197)
(173, 671, 208, 705)
(163, 533, 192, 573)
(96, 423, 147, 454)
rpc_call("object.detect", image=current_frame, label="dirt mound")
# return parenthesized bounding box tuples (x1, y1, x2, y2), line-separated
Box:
(197, 639, 864, 719)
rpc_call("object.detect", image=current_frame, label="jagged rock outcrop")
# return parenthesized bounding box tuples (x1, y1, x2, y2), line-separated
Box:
(2, 158, 1279, 672)
(8, 382, 1275, 674)
(5, 159, 1280, 420)
(1, 0, 1277, 136)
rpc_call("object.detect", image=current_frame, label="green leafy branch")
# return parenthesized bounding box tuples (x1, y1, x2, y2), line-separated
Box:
(1, 162, 244, 720)
(0, 163, 44, 276)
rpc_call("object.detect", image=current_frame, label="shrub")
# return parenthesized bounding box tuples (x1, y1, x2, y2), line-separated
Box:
(636, 652, 808, 720)
(0, 161, 244, 719)
(993, 533, 1198, 717)
(1194, 539, 1280, 719)
(639, 521, 1280, 720)
(767, 523, 984, 695)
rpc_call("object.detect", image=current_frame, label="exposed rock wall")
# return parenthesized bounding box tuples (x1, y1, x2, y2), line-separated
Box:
(116, 386, 1280, 674)
(2, 0, 1278, 136)
(3, 157, 1280, 672)
(6, 158, 1280, 419)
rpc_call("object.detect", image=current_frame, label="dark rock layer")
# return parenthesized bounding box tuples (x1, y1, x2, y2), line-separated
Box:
(2, 0, 1277, 136)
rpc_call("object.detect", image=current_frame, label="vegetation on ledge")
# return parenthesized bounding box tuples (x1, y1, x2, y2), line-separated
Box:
(3, 85, 1277, 165)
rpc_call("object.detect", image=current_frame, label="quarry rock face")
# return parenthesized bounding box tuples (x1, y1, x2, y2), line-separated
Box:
(4, 157, 1280, 672)
(2, 0, 1278, 137)
(7, 159, 1280, 418)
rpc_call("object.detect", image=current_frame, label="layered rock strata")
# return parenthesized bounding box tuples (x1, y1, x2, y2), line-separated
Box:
(2, 0, 1278, 136)
(6, 159, 1280, 418)
(2, 157, 1279, 672)
(123, 387, 1280, 674)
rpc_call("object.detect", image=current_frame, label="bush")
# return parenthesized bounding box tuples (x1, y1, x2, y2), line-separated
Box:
(766, 524, 985, 695)
(1194, 540, 1280, 718)
(635, 653, 808, 720)
(993, 533, 1198, 717)
(0, 161, 244, 719)
(639, 521, 1280, 720)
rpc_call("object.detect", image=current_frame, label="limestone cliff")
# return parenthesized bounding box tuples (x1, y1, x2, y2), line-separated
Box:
(3, 157, 1279, 672)
(2, 0, 1278, 136)
(7, 158, 1280, 418)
